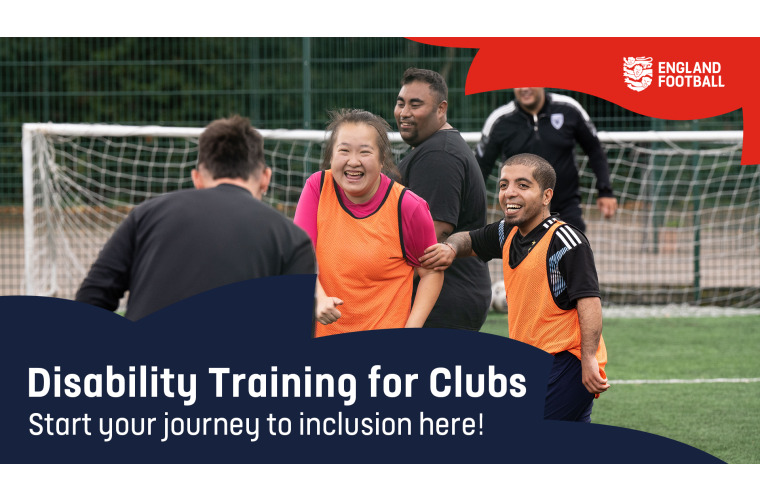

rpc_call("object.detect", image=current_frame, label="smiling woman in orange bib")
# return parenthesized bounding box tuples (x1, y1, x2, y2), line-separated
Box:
(294, 109, 443, 337)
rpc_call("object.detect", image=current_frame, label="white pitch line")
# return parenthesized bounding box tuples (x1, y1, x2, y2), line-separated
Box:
(610, 378, 760, 385)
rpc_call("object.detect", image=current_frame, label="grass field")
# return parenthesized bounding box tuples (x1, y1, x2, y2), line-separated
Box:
(480, 313, 760, 464)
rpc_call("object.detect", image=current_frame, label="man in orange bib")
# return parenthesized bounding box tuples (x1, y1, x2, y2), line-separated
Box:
(420, 153, 608, 422)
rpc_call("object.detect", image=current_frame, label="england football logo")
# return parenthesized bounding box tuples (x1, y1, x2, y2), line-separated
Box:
(623, 57, 653, 92)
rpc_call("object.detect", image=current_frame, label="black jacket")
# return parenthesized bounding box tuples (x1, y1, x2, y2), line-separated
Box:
(475, 93, 613, 211)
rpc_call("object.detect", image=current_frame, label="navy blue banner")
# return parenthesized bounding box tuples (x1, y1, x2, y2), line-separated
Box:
(0, 275, 722, 464)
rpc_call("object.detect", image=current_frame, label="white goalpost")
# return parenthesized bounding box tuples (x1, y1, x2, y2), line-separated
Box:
(21, 123, 760, 316)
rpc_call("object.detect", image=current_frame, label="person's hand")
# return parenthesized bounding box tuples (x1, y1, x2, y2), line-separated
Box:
(316, 295, 343, 325)
(581, 356, 610, 395)
(419, 243, 456, 271)
(597, 197, 618, 219)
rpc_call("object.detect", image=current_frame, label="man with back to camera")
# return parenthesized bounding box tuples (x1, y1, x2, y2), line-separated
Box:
(420, 153, 609, 422)
(476, 87, 617, 232)
(75, 115, 316, 321)
(394, 67, 491, 331)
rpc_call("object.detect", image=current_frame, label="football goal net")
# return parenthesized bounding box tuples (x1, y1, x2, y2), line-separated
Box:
(22, 123, 759, 315)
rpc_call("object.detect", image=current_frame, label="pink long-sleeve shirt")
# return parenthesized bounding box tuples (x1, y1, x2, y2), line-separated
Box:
(294, 171, 437, 267)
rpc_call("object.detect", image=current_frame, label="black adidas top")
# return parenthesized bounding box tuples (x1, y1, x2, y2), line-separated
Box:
(469, 215, 600, 310)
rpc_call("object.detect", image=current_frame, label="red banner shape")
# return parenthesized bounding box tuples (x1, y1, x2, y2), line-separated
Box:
(409, 38, 759, 165)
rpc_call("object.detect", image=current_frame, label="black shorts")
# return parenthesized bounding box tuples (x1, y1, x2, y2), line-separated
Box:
(543, 351, 595, 423)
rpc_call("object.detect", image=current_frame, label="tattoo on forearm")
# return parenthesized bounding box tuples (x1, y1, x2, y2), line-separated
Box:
(448, 233, 472, 257)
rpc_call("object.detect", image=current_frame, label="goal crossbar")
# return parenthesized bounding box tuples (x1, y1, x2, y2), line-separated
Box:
(21, 123, 758, 315)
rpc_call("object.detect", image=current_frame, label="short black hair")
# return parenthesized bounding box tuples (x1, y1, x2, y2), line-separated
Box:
(198, 115, 265, 180)
(503, 153, 556, 192)
(400, 67, 448, 104)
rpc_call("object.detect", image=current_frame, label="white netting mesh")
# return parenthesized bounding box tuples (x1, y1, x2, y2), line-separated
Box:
(22, 124, 760, 316)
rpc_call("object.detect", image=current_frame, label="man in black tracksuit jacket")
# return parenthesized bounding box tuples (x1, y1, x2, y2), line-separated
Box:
(475, 88, 617, 232)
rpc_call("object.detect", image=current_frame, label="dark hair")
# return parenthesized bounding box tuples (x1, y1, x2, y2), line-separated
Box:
(198, 115, 265, 180)
(503, 153, 556, 192)
(400, 67, 448, 105)
(321, 109, 400, 181)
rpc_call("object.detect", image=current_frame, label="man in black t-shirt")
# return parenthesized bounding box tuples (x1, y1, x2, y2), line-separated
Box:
(75, 115, 316, 321)
(394, 67, 491, 331)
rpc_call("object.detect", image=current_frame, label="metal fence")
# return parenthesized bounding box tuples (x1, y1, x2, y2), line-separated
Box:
(0, 37, 747, 300)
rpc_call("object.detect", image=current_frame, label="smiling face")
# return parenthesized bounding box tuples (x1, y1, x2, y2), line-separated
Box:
(330, 122, 383, 204)
(394, 80, 447, 147)
(498, 162, 553, 235)
(513, 87, 546, 115)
